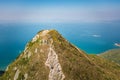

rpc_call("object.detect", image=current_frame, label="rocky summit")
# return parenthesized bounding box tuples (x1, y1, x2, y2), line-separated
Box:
(1, 30, 120, 80)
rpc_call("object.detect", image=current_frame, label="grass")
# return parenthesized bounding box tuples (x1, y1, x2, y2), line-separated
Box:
(99, 49, 120, 64)
(1, 30, 120, 80)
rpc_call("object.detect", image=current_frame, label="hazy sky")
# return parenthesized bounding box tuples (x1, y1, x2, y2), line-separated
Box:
(0, 0, 120, 23)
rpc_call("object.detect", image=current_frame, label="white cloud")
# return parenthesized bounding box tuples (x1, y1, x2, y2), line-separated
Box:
(0, 5, 120, 23)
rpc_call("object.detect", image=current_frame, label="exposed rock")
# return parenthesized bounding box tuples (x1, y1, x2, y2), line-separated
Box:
(40, 30, 49, 36)
(45, 45, 65, 80)
(24, 73, 28, 80)
(24, 50, 32, 58)
(13, 67, 17, 71)
(35, 48, 37, 53)
(24, 47, 28, 53)
(32, 34, 39, 43)
(14, 69, 20, 80)
(27, 51, 32, 58)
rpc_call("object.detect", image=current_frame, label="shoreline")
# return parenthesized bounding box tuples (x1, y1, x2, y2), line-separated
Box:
(114, 43, 120, 47)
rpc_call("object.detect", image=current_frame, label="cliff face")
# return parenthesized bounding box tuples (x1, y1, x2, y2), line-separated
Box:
(1, 30, 120, 80)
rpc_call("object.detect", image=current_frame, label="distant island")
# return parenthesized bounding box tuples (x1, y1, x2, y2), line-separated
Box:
(114, 43, 120, 47)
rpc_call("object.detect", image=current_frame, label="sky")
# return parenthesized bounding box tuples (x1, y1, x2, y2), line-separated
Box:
(0, 0, 120, 69)
(0, 0, 120, 23)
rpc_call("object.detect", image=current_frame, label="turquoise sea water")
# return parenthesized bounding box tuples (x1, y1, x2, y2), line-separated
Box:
(0, 23, 120, 70)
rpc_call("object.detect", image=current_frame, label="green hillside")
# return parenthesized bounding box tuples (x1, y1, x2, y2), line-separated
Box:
(1, 30, 120, 80)
(99, 49, 120, 64)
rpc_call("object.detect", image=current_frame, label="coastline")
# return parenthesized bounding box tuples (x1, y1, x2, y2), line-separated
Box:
(114, 43, 120, 47)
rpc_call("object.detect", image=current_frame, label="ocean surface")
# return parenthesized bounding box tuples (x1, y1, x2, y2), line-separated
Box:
(0, 22, 120, 70)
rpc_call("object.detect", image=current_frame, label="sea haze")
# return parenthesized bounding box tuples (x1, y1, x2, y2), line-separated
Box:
(0, 22, 120, 69)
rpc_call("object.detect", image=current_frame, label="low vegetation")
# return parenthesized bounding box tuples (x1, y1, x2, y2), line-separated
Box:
(99, 49, 120, 64)
(1, 30, 120, 80)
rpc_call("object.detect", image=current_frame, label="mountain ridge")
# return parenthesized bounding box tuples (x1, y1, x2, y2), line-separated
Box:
(1, 29, 120, 80)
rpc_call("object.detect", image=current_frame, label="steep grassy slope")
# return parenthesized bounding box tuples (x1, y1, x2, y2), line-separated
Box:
(1, 30, 120, 80)
(99, 49, 120, 64)
(89, 54, 120, 79)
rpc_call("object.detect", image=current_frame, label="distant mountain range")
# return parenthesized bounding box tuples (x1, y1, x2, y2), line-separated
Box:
(0, 30, 120, 80)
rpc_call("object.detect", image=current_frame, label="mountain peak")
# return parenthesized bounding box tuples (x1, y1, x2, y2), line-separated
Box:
(31, 29, 55, 43)
(38, 29, 57, 36)
(39, 30, 50, 36)
(1, 30, 120, 80)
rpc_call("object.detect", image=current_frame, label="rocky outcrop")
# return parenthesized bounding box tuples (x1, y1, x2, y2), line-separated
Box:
(32, 34, 39, 43)
(24, 73, 28, 80)
(45, 45, 65, 80)
(14, 69, 20, 80)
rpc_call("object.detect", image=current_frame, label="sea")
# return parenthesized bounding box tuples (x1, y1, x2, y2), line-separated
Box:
(0, 22, 120, 70)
